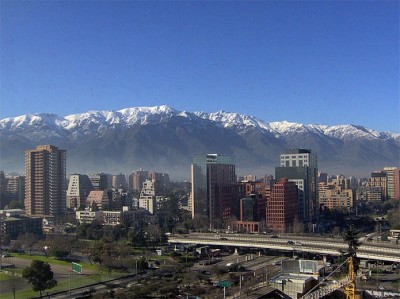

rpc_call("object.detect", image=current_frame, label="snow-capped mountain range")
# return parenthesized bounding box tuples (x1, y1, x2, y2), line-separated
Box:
(1, 105, 399, 178)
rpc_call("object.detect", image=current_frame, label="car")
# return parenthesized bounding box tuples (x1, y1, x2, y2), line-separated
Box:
(294, 241, 302, 246)
(1, 253, 11, 258)
(220, 237, 228, 240)
(270, 235, 279, 238)
(287, 240, 295, 245)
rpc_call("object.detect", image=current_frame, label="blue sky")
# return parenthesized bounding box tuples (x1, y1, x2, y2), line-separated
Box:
(1, 1, 399, 132)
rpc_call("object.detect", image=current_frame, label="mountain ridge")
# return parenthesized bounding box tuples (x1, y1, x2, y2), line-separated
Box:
(1, 105, 399, 179)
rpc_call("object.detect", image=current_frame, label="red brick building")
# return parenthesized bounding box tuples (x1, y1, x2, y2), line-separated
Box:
(266, 178, 298, 233)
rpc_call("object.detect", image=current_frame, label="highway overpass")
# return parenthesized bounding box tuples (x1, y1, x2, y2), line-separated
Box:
(168, 233, 400, 262)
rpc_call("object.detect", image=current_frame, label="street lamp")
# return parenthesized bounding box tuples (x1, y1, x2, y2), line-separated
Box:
(43, 246, 49, 258)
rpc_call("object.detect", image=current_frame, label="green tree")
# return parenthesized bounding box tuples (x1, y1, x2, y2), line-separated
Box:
(128, 226, 147, 247)
(343, 225, 361, 273)
(388, 206, 400, 229)
(22, 260, 57, 298)
(343, 225, 360, 256)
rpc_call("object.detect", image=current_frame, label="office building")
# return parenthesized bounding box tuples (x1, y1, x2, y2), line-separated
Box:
(191, 154, 236, 224)
(235, 195, 265, 233)
(25, 145, 67, 217)
(275, 149, 318, 222)
(266, 178, 298, 233)
(88, 173, 108, 191)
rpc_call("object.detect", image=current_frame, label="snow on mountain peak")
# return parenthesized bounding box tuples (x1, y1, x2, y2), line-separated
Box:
(194, 110, 271, 130)
(1, 105, 398, 142)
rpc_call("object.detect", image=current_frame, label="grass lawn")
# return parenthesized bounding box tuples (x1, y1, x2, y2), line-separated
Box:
(1, 271, 128, 299)
(15, 254, 99, 271)
(0, 272, 12, 281)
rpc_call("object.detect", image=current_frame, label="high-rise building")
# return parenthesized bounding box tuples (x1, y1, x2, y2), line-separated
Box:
(191, 154, 236, 223)
(266, 178, 298, 233)
(131, 169, 149, 193)
(394, 168, 400, 200)
(382, 167, 397, 199)
(139, 179, 157, 214)
(369, 171, 387, 200)
(6, 175, 26, 204)
(88, 173, 108, 191)
(275, 149, 318, 222)
(112, 173, 128, 189)
(234, 193, 266, 233)
(66, 174, 93, 209)
(0, 171, 6, 193)
(25, 145, 67, 217)
(149, 172, 171, 194)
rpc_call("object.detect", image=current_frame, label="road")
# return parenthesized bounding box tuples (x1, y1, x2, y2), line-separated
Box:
(168, 233, 400, 262)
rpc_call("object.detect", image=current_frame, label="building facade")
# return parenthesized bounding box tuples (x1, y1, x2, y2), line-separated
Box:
(394, 168, 400, 200)
(67, 174, 93, 209)
(266, 178, 298, 233)
(275, 149, 318, 222)
(139, 179, 157, 214)
(191, 154, 236, 224)
(88, 173, 108, 191)
(112, 173, 128, 189)
(318, 182, 354, 211)
(6, 175, 26, 204)
(131, 169, 149, 193)
(25, 145, 67, 217)
(382, 167, 398, 200)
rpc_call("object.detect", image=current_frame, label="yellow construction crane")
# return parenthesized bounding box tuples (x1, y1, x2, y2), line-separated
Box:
(344, 256, 355, 299)
(301, 256, 356, 299)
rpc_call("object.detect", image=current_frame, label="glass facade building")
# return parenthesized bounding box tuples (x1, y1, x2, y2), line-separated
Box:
(191, 154, 236, 223)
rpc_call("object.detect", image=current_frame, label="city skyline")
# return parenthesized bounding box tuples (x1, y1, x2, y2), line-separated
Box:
(1, 1, 399, 133)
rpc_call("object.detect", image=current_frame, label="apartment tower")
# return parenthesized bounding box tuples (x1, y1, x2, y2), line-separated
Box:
(66, 174, 93, 209)
(25, 145, 67, 217)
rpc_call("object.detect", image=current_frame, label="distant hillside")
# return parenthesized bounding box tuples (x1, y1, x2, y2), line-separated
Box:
(1, 105, 399, 179)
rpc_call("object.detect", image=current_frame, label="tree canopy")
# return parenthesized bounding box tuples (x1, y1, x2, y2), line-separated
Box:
(22, 260, 57, 297)
(343, 224, 360, 256)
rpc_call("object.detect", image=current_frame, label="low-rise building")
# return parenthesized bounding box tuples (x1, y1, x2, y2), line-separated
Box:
(0, 210, 43, 239)
(75, 209, 102, 224)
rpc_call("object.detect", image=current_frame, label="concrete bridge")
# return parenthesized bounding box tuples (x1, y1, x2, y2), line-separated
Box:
(168, 233, 400, 262)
